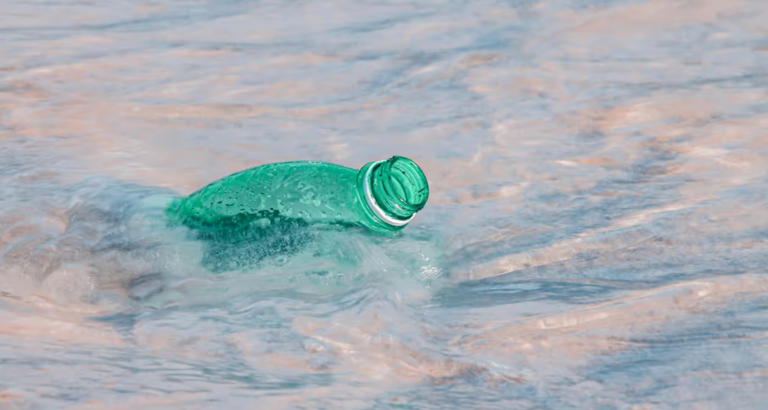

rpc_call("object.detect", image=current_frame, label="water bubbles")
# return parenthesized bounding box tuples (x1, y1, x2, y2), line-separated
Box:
(254, 218, 271, 228)
(419, 265, 442, 281)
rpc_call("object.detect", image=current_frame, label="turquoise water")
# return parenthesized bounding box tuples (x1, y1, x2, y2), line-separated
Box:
(2, 0, 768, 408)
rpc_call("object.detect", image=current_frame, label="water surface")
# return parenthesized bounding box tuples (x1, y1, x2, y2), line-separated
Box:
(2, 0, 768, 408)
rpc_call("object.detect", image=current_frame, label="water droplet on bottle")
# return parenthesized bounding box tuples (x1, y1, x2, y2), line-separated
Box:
(275, 255, 288, 266)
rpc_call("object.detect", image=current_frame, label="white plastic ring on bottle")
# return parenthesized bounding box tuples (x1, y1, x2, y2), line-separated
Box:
(364, 160, 414, 227)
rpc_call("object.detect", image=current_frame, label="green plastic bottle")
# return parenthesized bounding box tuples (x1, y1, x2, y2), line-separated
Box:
(166, 156, 429, 235)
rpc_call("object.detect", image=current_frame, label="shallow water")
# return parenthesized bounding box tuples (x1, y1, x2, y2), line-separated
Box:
(2, 0, 768, 408)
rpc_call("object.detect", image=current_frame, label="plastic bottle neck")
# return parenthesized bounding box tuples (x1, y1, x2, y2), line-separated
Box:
(357, 156, 429, 230)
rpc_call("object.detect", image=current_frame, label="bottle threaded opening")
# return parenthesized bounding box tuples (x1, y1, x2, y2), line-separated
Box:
(367, 156, 429, 225)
